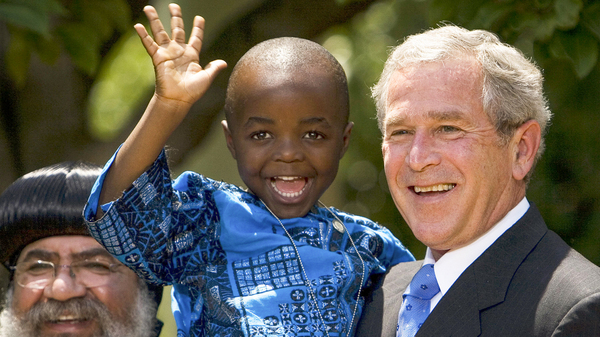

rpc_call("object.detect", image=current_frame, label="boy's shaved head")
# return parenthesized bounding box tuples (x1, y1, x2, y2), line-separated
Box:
(224, 37, 349, 127)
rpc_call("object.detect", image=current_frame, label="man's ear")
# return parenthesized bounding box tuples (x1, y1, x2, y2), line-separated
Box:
(221, 120, 237, 160)
(511, 119, 541, 181)
(339, 122, 354, 159)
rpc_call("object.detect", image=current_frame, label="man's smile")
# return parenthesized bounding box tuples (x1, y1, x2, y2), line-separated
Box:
(51, 313, 89, 323)
(412, 183, 456, 194)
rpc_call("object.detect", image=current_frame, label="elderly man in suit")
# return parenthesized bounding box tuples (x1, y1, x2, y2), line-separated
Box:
(356, 25, 600, 336)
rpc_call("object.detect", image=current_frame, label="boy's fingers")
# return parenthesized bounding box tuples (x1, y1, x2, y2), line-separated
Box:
(188, 16, 206, 54)
(135, 24, 159, 56)
(169, 3, 186, 44)
(203, 60, 228, 82)
(144, 5, 170, 45)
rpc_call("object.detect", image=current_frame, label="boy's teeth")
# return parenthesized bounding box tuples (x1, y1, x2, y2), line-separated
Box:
(414, 184, 455, 193)
(271, 177, 307, 198)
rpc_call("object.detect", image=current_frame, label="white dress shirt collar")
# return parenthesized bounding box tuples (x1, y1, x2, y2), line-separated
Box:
(423, 197, 530, 308)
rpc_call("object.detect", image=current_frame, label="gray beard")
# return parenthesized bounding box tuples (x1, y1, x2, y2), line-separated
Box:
(0, 280, 157, 337)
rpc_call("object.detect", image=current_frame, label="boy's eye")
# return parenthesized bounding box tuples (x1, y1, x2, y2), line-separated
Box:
(251, 131, 272, 140)
(303, 131, 324, 140)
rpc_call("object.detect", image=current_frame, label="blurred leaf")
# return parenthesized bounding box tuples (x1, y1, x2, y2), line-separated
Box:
(31, 33, 61, 65)
(534, 0, 553, 9)
(93, 0, 131, 32)
(550, 30, 598, 78)
(82, 0, 131, 40)
(0, 4, 51, 36)
(532, 12, 558, 41)
(88, 30, 154, 140)
(11, 0, 66, 14)
(5, 29, 31, 87)
(56, 23, 101, 75)
(582, 2, 600, 40)
(0, 0, 66, 36)
(554, 0, 582, 30)
(470, 2, 512, 30)
(79, 6, 116, 42)
(507, 11, 539, 33)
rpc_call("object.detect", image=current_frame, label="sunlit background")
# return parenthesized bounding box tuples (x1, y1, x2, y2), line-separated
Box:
(2, 0, 600, 336)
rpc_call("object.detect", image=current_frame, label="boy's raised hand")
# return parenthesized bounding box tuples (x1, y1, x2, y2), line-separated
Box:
(135, 3, 227, 106)
(96, 4, 226, 210)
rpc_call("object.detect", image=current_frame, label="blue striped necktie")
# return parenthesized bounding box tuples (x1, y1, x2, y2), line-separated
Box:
(397, 264, 440, 337)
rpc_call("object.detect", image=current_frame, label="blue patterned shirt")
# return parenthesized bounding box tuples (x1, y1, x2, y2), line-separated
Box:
(84, 149, 414, 337)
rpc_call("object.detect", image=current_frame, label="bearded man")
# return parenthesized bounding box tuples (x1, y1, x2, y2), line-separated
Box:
(0, 162, 163, 337)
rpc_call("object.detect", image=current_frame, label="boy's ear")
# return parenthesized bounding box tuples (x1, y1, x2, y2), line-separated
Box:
(221, 120, 237, 159)
(339, 122, 354, 159)
(511, 119, 541, 181)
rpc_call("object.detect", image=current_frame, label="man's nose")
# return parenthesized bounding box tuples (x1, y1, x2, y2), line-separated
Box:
(43, 266, 87, 301)
(407, 132, 441, 172)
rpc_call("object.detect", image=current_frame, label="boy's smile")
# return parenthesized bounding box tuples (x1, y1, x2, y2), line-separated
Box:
(271, 176, 308, 198)
(223, 67, 352, 219)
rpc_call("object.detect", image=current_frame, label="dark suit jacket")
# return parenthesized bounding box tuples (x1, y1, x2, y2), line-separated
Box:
(356, 204, 600, 336)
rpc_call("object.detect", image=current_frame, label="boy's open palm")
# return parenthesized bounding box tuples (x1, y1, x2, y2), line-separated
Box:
(135, 4, 227, 106)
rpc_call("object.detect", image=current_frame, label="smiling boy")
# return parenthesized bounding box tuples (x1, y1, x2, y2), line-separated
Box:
(84, 4, 413, 337)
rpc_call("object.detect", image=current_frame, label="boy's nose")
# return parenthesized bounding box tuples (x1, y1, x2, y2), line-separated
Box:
(274, 138, 304, 162)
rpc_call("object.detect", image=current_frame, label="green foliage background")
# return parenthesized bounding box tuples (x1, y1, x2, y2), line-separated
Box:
(2, 0, 600, 336)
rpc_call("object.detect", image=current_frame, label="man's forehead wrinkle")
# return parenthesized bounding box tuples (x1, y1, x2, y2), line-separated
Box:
(385, 109, 466, 126)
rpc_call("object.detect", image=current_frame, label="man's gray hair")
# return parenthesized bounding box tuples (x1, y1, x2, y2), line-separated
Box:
(373, 25, 552, 165)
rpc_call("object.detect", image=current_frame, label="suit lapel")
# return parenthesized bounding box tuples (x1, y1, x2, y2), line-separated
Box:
(416, 204, 549, 336)
(379, 261, 422, 337)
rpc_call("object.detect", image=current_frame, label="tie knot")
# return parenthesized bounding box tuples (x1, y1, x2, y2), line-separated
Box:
(405, 264, 439, 300)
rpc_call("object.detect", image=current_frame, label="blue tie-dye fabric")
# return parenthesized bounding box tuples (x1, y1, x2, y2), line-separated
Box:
(84, 149, 414, 337)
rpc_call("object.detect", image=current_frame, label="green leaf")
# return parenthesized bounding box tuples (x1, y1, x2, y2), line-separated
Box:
(507, 11, 539, 31)
(534, 0, 553, 10)
(88, 31, 154, 140)
(550, 30, 598, 78)
(0, 4, 51, 36)
(57, 23, 101, 75)
(5, 0, 66, 15)
(582, 2, 600, 40)
(32, 34, 61, 65)
(96, 0, 131, 32)
(554, 0, 582, 30)
(470, 2, 512, 30)
(533, 12, 558, 41)
(5, 29, 32, 87)
(84, 0, 132, 39)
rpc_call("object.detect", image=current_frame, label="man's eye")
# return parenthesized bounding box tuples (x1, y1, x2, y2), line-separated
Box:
(303, 131, 324, 140)
(25, 262, 54, 275)
(251, 131, 272, 140)
(390, 129, 410, 137)
(440, 125, 460, 133)
(78, 261, 112, 274)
